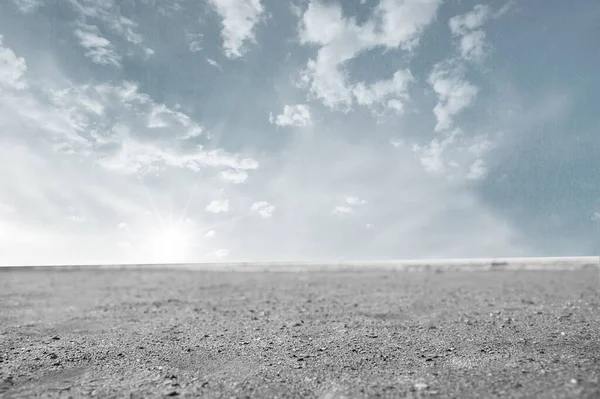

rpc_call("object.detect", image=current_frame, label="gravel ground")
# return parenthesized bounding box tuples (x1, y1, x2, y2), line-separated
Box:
(1, 268, 599, 398)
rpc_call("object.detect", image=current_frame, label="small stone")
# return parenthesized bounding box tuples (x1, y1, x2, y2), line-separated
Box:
(561, 332, 566, 336)
(570, 378, 577, 385)
(51, 336, 60, 340)
(166, 391, 179, 396)
(414, 382, 428, 391)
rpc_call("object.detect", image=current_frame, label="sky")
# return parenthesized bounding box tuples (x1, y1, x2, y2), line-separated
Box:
(0, 0, 599, 265)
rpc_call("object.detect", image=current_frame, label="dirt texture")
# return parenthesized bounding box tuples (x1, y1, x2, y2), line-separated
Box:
(1, 269, 599, 398)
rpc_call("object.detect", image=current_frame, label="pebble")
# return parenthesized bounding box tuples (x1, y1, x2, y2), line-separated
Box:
(414, 382, 428, 391)
(570, 378, 577, 385)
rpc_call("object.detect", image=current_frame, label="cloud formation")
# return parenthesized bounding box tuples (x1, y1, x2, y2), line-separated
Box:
(251, 201, 275, 218)
(428, 61, 478, 132)
(206, 199, 230, 213)
(12, 0, 41, 13)
(74, 23, 122, 67)
(0, 35, 27, 89)
(270, 104, 312, 127)
(208, 0, 264, 59)
(298, 0, 441, 110)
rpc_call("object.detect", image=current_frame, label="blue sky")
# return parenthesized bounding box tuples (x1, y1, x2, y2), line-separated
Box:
(0, 0, 599, 265)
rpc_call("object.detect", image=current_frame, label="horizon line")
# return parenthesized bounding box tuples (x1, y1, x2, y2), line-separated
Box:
(1, 255, 598, 271)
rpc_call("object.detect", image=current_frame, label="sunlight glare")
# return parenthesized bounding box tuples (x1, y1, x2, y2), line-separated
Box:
(144, 224, 191, 263)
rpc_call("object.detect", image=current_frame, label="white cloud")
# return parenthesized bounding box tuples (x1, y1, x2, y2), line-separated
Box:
(345, 196, 366, 206)
(412, 129, 495, 181)
(269, 104, 312, 127)
(147, 103, 197, 130)
(332, 205, 354, 216)
(0, 35, 27, 90)
(45, 81, 253, 175)
(466, 158, 487, 180)
(449, 4, 510, 63)
(459, 30, 488, 63)
(139, 0, 185, 16)
(69, 0, 152, 56)
(206, 58, 223, 70)
(353, 69, 414, 113)
(208, 0, 264, 59)
(0, 40, 258, 183)
(428, 61, 478, 132)
(331, 196, 367, 217)
(205, 229, 216, 238)
(12, 0, 42, 13)
(251, 201, 275, 218)
(418, 3, 513, 179)
(74, 23, 122, 67)
(181, 126, 204, 140)
(449, 4, 491, 36)
(298, 0, 441, 110)
(186, 31, 203, 53)
(118, 222, 128, 229)
(330, 195, 367, 217)
(208, 248, 229, 259)
(98, 141, 258, 176)
(416, 4, 513, 179)
(221, 169, 248, 184)
(412, 130, 458, 175)
(592, 212, 600, 222)
(206, 198, 229, 213)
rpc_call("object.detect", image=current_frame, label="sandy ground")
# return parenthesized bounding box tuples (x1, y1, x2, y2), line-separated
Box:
(1, 268, 599, 398)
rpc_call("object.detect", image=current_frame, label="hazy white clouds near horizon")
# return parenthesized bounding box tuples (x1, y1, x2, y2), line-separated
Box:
(0, 0, 599, 265)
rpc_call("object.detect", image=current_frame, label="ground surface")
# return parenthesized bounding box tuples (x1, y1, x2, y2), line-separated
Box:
(1, 269, 599, 398)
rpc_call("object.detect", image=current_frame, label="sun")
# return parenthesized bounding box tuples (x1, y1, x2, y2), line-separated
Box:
(143, 223, 192, 263)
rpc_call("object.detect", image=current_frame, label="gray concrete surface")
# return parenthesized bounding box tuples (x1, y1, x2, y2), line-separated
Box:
(1, 269, 599, 398)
